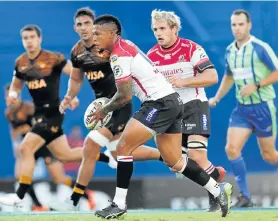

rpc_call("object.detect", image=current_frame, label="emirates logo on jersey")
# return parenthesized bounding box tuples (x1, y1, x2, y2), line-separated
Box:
(161, 68, 184, 76)
(154, 69, 160, 74)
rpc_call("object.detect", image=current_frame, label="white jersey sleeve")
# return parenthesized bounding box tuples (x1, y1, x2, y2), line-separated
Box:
(110, 54, 132, 81)
(190, 46, 213, 72)
(191, 46, 208, 64)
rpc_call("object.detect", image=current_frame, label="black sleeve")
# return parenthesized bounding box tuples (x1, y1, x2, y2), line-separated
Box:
(71, 50, 80, 68)
(54, 53, 68, 73)
(13, 65, 25, 80)
(195, 60, 215, 73)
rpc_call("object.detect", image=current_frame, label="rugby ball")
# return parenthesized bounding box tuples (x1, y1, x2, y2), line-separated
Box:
(84, 97, 113, 130)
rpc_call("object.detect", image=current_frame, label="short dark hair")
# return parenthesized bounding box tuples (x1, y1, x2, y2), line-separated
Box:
(232, 9, 251, 23)
(74, 7, 95, 21)
(94, 14, 122, 36)
(20, 25, 41, 37)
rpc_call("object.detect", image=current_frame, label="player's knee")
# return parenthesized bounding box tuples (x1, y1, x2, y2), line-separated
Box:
(83, 142, 99, 160)
(116, 140, 132, 156)
(225, 143, 240, 159)
(163, 158, 172, 168)
(170, 156, 187, 172)
(116, 141, 127, 155)
(87, 130, 110, 148)
(261, 151, 277, 165)
(187, 140, 207, 161)
(20, 143, 35, 155)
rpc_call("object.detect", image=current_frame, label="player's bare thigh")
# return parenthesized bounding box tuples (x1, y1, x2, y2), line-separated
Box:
(47, 135, 82, 162)
(225, 127, 252, 160)
(109, 133, 160, 161)
(156, 133, 183, 170)
(19, 132, 46, 154)
(116, 118, 153, 156)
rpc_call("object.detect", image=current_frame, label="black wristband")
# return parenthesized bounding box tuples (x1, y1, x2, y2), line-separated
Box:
(256, 82, 261, 90)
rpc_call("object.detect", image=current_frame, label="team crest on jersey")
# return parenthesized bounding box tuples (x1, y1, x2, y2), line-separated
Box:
(178, 55, 185, 62)
(110, 55, 118, 64)
(153, 61, 160, 66)
(113, 65, 123, 77)
(164, 54, 171, 60)
(37, 62, 46, 69)
(19, 66, 28, 72)
(51, 126, 59, 133)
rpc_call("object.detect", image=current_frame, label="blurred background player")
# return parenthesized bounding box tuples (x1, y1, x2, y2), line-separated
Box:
(0, 24, 110, 208)
(4, 84, 97, 210)
(209, 9, 278, 207)
(148, 9, 226, 212)
(4, 84, 48, 211)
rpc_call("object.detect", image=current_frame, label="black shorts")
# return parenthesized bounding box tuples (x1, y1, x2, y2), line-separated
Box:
(133, 93, 183, 134)
(105, 102, 132, 136)
(34, 145, 56, 164)
(181, 100, 210, 146)
(31, 106, 64, 145)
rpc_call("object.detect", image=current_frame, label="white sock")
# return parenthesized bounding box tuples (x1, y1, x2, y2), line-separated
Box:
(204, 177, 220, 197)
(113, 187, 128, 209)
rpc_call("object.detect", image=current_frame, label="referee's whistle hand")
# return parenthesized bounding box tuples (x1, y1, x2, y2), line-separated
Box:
(240, 84, 257, 97)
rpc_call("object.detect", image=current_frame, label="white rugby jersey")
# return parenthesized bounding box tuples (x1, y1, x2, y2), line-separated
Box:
(148, 37, 212, 104)
(110, 38, 175, 102)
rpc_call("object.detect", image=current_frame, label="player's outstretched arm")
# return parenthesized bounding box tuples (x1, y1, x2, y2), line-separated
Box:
(7, 76, 24, 107)
(60, 67, 83, 113)
(62, 61, 80, 110)
(101, 77, 132, 115)
(9, 76, 24, 98)
(209, 75, 234, 107)
(65, 67, 84, 99)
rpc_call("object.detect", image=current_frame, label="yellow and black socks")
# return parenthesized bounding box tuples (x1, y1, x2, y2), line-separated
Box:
(70, 183, 86, 206)
(64, 177, 89, 200)
(16, 176, 32, 199)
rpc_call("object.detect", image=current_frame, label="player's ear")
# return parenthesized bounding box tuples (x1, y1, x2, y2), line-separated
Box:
(73, 24, 77, 33)
(39, 36, 42, 44)
(249, 22, 252, 31)
(172, 25, 178, 35)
